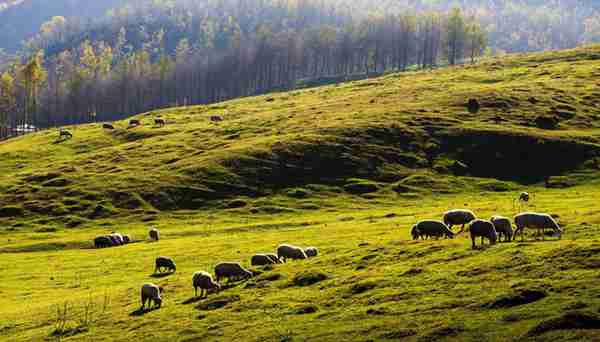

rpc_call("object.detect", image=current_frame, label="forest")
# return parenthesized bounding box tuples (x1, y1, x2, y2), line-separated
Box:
(0, 0, 599, 138)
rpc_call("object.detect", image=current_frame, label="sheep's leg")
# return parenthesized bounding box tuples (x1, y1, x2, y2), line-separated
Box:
(471, 236, 476, 249)
(195, 286, 197, 297)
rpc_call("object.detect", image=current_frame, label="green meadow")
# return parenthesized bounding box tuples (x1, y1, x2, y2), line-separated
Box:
(1, 45, 600, 341)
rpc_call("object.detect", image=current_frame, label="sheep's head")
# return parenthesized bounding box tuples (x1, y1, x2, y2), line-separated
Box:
(411, 225, 419, 240)
(155, 297, 162, 308)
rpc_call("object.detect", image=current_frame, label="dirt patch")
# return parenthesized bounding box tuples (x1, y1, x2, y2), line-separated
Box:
(350, 282, 377, 294)
(0, 206, 24, 217)
(485, 288, 547, 309)
(527, 311, 600, 336)
(379, 329, 416, 339)
(403, 267, 424, 276)
(295, 305, 318, 314)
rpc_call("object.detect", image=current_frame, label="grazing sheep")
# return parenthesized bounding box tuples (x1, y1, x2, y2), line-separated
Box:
(490, 216, 513, 242)
(154, 118, 166, 127)
(149, 228, 160, 241)
(122, 234, 131, 244)
(443, 209, 476, 233)
(304, 247, 318, 258)
(214, 262, 253, 283)
(277, 244, 307, 262)
(129, 119, 141, 126)
(155, 256, 176, 274)
(469, 219, 498, 248)
(107, 235, 120, 246)
(59, 130, 72, 139)
(209, 115, 224, 122)
(94, 236, 113, 248)
(412, 220, 454, 240)
(109, 232, 124, 245)
(519, 192, 530, 202)
(251, 254, 276, 266)
(514, 212, 562, 241)
(265, 253, 282, 264)
(192, 271, 221, 297)
(103, 123, 115, 130)
(140, 283, 162, 310)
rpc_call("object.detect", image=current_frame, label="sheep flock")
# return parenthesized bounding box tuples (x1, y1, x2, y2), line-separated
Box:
(89, 193, 562, 312)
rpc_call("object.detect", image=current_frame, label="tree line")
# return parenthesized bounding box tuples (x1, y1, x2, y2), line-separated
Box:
(0, 0, 488, 138)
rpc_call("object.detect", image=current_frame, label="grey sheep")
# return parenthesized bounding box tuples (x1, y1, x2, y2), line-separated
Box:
(155, 256, 176, 274)
(490, 216, 513, 242)
(192, 271, 221, 298)
(514, 212, 562, 241)
(265, 253, 282, 264)
(304, 247, 318, 258)
(519, 192, 530, 202)
(411, 220, 454, 240)
(149, 228, 160, 241)
(277, 244, 307, 262)
(443, 209, 476, 233)
(140, 283, 162, 310)
(251, 254, 277, 266)
(94, 236, 112, 248)
(469, 219, 498, 248)
(215, 262, 253, 283)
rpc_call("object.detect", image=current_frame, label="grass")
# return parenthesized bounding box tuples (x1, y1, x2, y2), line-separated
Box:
(1, 45, 600, 340)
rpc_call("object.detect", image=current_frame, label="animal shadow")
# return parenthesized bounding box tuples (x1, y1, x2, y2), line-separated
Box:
(129, 307, 158, 316)
(150, 273, 172, 278)
(182, 297, 205, 305)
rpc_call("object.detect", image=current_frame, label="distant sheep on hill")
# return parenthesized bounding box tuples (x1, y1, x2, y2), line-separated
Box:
(443, 209, 476, 233)
(411, 220, 454, 240)
(490, 216, 513, 242)
(210, 115, 224, 122)
(214, 262, 253, 283)
(103, 123, 115, 130)
(192, 271, 221, 298)
(154, 118, 166, 127)
(514, 212, 562, 241)
(149, 228, 160, 241)
(519, 192, 530, 202)
(59, 129, 72, 139)
(140, 283, 162, 310)
(469, 219, 498, 248)
(277, 244, 307, 262)
(129, 119, 141, 126)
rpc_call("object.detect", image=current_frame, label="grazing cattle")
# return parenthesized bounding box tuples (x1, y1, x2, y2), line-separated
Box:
(103, 123, 115, 130)
(154, 118, 166, 127)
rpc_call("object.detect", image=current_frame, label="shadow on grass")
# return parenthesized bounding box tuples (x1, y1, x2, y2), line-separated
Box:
(182, 296, 205, 305)
(150, 272, 173, 278)
(129, 307, 160, 316)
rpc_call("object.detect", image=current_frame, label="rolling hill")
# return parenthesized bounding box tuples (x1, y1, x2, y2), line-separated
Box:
(0, 45, 600, 341)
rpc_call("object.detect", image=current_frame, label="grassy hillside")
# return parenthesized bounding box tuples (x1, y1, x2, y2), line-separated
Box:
(1, 45, 600, 341)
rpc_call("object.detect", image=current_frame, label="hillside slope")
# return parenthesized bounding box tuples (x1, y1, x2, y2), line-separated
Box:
(0, 46, 600, 341)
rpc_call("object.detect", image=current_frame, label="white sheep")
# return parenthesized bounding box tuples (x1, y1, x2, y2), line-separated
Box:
(251, 254, 276, 266)
(265, 253, 282, 264)
(192, 271, 221, 298)
(469, 219, 498, 248)
(514, 212, 562, 241)
(277, 244, 307, 262)
(214, 262, 253, 283)
(490, 216, 513, 242)
(149, 228, 160, 241)
(140, 283, 162, 310)
(304, 247, 318, 258)
(411, 220, 454, 240)
(443, 209, 476, 233)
